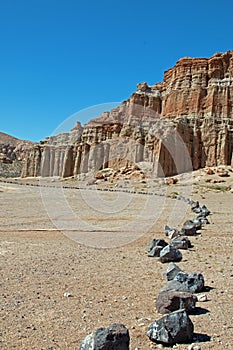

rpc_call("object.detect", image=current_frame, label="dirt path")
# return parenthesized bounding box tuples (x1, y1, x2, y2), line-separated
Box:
(0, 179, 233, 349)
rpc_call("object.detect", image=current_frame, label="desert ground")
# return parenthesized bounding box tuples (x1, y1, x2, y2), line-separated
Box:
(0, 169, 233, 350)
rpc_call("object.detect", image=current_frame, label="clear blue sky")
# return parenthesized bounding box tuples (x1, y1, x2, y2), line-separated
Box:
(0, 0, 232, 141)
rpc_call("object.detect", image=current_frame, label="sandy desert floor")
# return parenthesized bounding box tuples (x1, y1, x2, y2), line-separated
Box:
(0, 171, 233, 350)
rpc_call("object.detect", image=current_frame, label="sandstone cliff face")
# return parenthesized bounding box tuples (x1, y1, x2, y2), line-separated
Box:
(21, 122, 83, 178)
(21, 51, 233, 178)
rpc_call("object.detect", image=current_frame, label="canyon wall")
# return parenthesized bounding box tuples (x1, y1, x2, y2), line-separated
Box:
(21, 51, 233, 178)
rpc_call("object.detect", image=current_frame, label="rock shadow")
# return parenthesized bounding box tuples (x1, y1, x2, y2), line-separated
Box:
(203, 286, 214, 292)
(193, 333, 211, 342)
(190, 306, 209, 315)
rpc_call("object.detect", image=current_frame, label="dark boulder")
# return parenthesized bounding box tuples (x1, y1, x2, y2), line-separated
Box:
(192, 206, 202, 214)
(146, 239, 168, 253)
(191, 201, 202, 214)
(146, 310, 194, 345)
(161, 280, 188, 293)
(78, 323, 130, 350)
(192, 218, 202, 230)
(181, 220, 197, 236)
(201, 205, 210, 217)
(156, 291, 197, 314)
(174, 272, 205, 293)
(200, 217, 210, 225)
(160, 245, 182, 263)
(191, 201, 199, 210)
(196, 213, 210, 224)
(170, 236, 191, 250)
(162, 262, 183, 281)
(164, 225, 181, 239)
(148, 245, 164, 257)
(161, 272, 205, 294)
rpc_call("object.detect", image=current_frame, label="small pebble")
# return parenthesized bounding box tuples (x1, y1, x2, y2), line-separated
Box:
(197, 294, 208, 302)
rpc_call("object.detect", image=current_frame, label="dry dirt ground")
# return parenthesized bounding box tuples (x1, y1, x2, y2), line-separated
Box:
(0, 170, 233, 350)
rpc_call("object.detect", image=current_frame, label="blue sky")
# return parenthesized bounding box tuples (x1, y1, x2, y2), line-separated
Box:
(0, 0, 232, 141)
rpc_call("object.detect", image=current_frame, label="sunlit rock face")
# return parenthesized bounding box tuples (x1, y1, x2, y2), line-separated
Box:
(21, 51, 233, 178)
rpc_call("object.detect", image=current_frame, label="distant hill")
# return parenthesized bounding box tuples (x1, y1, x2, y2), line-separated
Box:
(0, 132, 31, 146)
(0, 132, 21, 146)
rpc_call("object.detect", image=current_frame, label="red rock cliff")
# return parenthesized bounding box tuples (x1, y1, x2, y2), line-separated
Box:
(21, 50, 233, 178)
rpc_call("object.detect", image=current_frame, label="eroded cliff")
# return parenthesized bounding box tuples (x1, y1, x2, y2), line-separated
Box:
(21, 50, 233, 178)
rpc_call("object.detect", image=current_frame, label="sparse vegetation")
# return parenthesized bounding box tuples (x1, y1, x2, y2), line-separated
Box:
(206, 185, 230, 192)
(0, 160, 22, 177)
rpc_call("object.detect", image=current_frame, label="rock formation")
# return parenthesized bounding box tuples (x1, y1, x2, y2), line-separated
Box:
(21, 50, 233, 178)
(0, 132, 34, 177)
(0, 132, 33, 164)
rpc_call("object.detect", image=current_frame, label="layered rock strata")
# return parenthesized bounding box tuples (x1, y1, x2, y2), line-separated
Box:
(21, 51, 233, 178)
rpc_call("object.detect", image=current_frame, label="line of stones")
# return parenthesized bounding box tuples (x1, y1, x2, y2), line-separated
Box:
(0, 178, 186, 199)
(146, 200, 211, 348)
(76, 198, 210, 349)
